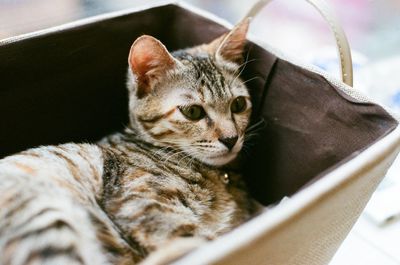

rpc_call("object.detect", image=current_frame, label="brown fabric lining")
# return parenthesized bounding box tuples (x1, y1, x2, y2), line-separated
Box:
(242, 59, 398, 204)
(0, 4, 397, 205)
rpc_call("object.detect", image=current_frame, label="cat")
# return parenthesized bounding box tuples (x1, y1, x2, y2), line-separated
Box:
(0, 19, 260, 265)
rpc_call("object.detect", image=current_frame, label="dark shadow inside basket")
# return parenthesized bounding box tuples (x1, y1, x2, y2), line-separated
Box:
(0, 4, 397, 205)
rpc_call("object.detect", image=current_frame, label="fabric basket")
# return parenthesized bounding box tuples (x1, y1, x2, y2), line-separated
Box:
(1, 1, 399, 264)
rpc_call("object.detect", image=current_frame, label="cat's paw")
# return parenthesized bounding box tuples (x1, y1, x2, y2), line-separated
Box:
(140, 237, 205, 265)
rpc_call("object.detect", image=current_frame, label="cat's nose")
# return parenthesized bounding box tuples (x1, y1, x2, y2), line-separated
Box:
(219, 136, 238, 151)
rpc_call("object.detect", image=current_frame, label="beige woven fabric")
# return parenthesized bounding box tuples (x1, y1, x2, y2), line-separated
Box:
(209, 149, 399, 265)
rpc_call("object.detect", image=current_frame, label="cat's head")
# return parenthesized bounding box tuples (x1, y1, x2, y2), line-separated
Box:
(127, 19, 251, 167)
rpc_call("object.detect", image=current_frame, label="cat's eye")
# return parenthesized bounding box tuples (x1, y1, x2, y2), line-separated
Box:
(179, 105, 206, 121)
(231, 96, 247, 113)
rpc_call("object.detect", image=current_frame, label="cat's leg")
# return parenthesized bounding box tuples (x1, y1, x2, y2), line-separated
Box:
(0, 183, 109, 265)
(0, 144, 139, 265)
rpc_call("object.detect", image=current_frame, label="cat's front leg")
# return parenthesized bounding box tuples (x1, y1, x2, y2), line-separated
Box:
(0, 143, 133, 265)
(0, 188, 110, 265)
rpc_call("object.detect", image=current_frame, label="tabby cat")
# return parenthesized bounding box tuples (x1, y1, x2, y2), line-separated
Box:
(0, 19, 260, 265)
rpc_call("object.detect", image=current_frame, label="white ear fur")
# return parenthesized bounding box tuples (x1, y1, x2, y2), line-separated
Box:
(215, 18, 250, 65)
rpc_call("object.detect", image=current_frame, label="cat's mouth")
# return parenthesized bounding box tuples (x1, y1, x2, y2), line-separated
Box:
(197, 140, 243, 166)
(202, 151, 238, 166)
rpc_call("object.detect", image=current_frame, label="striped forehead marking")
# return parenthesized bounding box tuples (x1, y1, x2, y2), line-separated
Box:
(173, 51, 232, 100)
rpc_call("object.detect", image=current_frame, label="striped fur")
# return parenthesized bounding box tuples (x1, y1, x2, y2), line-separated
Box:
(0, 19, 260, 265)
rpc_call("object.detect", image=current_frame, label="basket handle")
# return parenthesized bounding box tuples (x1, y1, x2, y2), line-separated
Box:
(245, 0, 353, 87)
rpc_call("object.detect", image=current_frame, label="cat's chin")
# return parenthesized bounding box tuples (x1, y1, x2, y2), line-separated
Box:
(200, 152, 237, 167)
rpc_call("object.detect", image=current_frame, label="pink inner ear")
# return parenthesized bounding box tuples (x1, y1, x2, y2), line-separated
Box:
(129, 35, 175, 82)
(130, 50, 154, 78)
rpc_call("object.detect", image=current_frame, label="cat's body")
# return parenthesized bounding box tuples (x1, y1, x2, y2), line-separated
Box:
(0, 19, 259, 265)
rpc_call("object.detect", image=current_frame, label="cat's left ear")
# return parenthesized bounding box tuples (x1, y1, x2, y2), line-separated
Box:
(212, 18, 250, 65)
(128, 35, 177, 98)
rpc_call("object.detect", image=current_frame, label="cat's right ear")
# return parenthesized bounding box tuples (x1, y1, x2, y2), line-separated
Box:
(129, 35, 176, 98)
(209, 18, 250, 66)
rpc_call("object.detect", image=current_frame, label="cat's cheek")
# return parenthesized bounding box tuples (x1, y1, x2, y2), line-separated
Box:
(235, 116, 250, 132)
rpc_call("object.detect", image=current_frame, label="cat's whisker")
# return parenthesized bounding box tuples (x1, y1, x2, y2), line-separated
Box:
(163, 149, 187, 164)
(245, 131, 262, 138)
(241, 144, 253, 157)
(163, 151, 184, 163)
(228, 54, 255, 87)
(240, 76, 262, 85)
(154, 145, 176, 155)
(240, 144, 250, 155)
(246, 119, 266, 133)
(245, 128, 263, 137)
(177, 153, 194, 168)
(236, 57, 257, 70)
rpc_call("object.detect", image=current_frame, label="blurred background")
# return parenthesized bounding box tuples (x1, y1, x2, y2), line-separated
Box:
(1, 0, 400, 109)
(1, 0, 400, 264)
